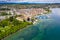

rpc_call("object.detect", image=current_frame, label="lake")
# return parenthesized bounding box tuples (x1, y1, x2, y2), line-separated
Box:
(4, 8, 60, 40)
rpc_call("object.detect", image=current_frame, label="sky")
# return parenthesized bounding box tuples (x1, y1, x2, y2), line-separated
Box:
(0, 0, 60, 3)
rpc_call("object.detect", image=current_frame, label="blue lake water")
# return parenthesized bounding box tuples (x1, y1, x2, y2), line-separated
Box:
(4, 8, 60, 40)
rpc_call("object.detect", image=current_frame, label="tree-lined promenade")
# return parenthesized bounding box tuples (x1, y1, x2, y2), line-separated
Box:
(0, 16, 32, 40)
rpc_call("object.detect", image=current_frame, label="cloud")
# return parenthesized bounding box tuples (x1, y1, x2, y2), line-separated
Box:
(0, 0, 60, 3)
(22, 0, 60, 3)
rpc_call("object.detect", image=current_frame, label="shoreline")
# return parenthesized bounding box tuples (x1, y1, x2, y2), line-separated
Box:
(2, 13, 50, 40)
(3, 19, 39, 40)
(2, 24, 33, 40)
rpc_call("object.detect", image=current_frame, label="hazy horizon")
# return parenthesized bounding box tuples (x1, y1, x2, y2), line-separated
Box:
(0, 0, 60, 3)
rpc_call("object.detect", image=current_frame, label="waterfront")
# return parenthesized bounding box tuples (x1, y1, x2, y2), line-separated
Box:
(4, 8, 60, 40)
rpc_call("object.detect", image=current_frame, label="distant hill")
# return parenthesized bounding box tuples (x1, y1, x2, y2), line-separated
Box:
(0, 2, 60, 8)
(0, 2, 60, 4)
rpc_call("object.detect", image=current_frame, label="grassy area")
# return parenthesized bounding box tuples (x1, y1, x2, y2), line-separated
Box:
(0, 12, 11, 16)
(0, 16, 32, 40)
(0, 8, 10, 10)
